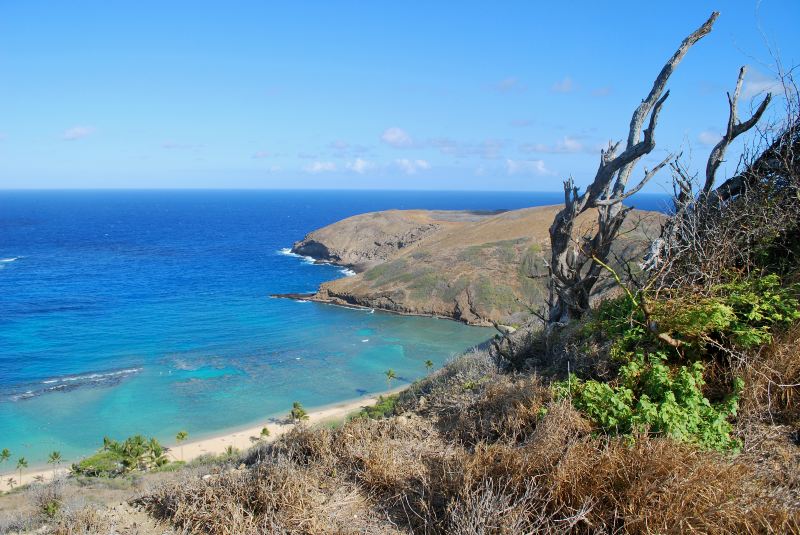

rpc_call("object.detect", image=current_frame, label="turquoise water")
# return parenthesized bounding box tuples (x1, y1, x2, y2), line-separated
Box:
(0, 190, 669, 467)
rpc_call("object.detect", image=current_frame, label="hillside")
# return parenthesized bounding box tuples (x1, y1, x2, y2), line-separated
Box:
(290, 205, 664, 326)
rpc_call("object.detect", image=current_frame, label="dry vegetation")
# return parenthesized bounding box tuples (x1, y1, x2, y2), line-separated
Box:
(130, 344, 799, 534)
(128, 88, 800, 535)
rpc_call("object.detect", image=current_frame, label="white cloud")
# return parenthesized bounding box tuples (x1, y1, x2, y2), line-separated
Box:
(345, 158, 375, 174)
(698, 130, 721, 146)
(520, 136, 588, 154)
(252, 150, 270, 158)
(62, 126, 95, 140)
(592, 86, 611, 97)
(506, 159, 552, 176)
(551, 77, 574, 93)
(381, 127, 414, 148)
(304, 161, 337, 173)
(395, 159, 430, 174)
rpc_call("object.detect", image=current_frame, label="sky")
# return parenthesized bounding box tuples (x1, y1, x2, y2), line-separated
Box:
(0, 1, 798, 191)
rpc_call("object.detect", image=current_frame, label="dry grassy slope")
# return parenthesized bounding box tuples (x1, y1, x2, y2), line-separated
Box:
(296, 205, 664, 326)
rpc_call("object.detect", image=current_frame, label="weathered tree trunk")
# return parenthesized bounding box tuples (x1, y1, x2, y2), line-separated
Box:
(547, 12, 719, 325)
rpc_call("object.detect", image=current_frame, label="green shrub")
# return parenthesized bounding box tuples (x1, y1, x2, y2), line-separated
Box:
(72, 434, 168, 476)
(71, 451, 124, 477)
(591, 274, 800, 360)
(556, 353, 743, 451)
(41, 500, 60, 518)
(357, 394, 398, 419)
(718, 274, 800, 347)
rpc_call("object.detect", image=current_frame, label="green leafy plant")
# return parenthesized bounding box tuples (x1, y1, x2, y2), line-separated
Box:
(556, 353, 743, 451)
(718, 274, 800, 347)
(357, 394, 398, 419)
(73, 435, 168, 476)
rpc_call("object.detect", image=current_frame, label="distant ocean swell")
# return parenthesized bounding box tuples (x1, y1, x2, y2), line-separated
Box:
(4, 367, 142, 402)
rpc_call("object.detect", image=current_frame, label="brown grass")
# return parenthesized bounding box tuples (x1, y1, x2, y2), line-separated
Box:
(740, 321, 800, 426)
(134, 360, 800, 534)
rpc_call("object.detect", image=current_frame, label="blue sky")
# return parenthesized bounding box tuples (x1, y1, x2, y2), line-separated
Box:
(0, 1, 797, 191)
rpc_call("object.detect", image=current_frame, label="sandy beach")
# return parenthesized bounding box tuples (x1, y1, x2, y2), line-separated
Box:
(0, 388, 404, 492)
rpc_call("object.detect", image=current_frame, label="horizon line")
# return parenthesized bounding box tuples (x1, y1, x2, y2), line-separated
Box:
(0, 187, 672, 195)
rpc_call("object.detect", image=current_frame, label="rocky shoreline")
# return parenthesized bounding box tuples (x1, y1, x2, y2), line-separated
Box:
(277, 206, 664, 327)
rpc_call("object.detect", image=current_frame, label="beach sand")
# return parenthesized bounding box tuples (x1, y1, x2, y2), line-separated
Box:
(0, 388, 403, 492)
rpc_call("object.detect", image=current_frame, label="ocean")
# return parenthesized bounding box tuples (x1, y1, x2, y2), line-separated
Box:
(0, 190, 669, 466)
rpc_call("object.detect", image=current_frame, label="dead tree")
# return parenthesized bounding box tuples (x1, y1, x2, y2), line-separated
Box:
(644, 67, 774, 285)
(547, 12, 718, 325)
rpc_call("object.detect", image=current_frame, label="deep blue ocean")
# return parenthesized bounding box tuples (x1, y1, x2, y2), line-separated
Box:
(0, 190, 669, 466)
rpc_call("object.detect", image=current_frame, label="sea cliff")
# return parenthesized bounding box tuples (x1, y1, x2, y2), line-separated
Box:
(285, 205, 664, 326)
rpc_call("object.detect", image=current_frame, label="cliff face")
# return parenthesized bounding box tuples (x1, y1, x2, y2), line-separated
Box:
(290, 205, 663, 326)
(292, 210, 446, 272)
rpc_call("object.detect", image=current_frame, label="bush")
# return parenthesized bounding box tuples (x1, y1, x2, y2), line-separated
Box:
(71, 450, 124, 477)
(356, 394, 398, 420)
(28, 479, 65, 520)
(556, 353, 743, 451)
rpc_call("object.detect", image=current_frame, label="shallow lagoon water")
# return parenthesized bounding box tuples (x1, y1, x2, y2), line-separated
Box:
(0, 190, 668, 464)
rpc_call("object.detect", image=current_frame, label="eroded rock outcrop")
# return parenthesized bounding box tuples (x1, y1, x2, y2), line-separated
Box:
(284, 206, 664, 326)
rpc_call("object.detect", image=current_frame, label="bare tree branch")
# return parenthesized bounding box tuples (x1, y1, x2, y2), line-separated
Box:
(596, 154, 673, 206)
(614, 11, 719, 198)
(704, 66, 772, 194)
(546, 12, 718, 325)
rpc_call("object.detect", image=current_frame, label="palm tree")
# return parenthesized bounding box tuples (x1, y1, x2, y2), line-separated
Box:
(175, 430, 188, 461)
(290, 401, 308, 422)
(384, 369, 397, 388)
(6, 477, 15, 489)
(16, 457, 27, 484)
(0, 449, 10, 472)
(148, 438, 168, 469)
(424, 360, 434, 373)
(119, 435, 148, 472)
(47, 451, 63, 480)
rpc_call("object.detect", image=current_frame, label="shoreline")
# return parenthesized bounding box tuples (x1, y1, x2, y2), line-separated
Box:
(164, 384, 408, 464)
(0, 386, 407, 493)
(271, 292, 497, 327)
(279, 245, 497, 327)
